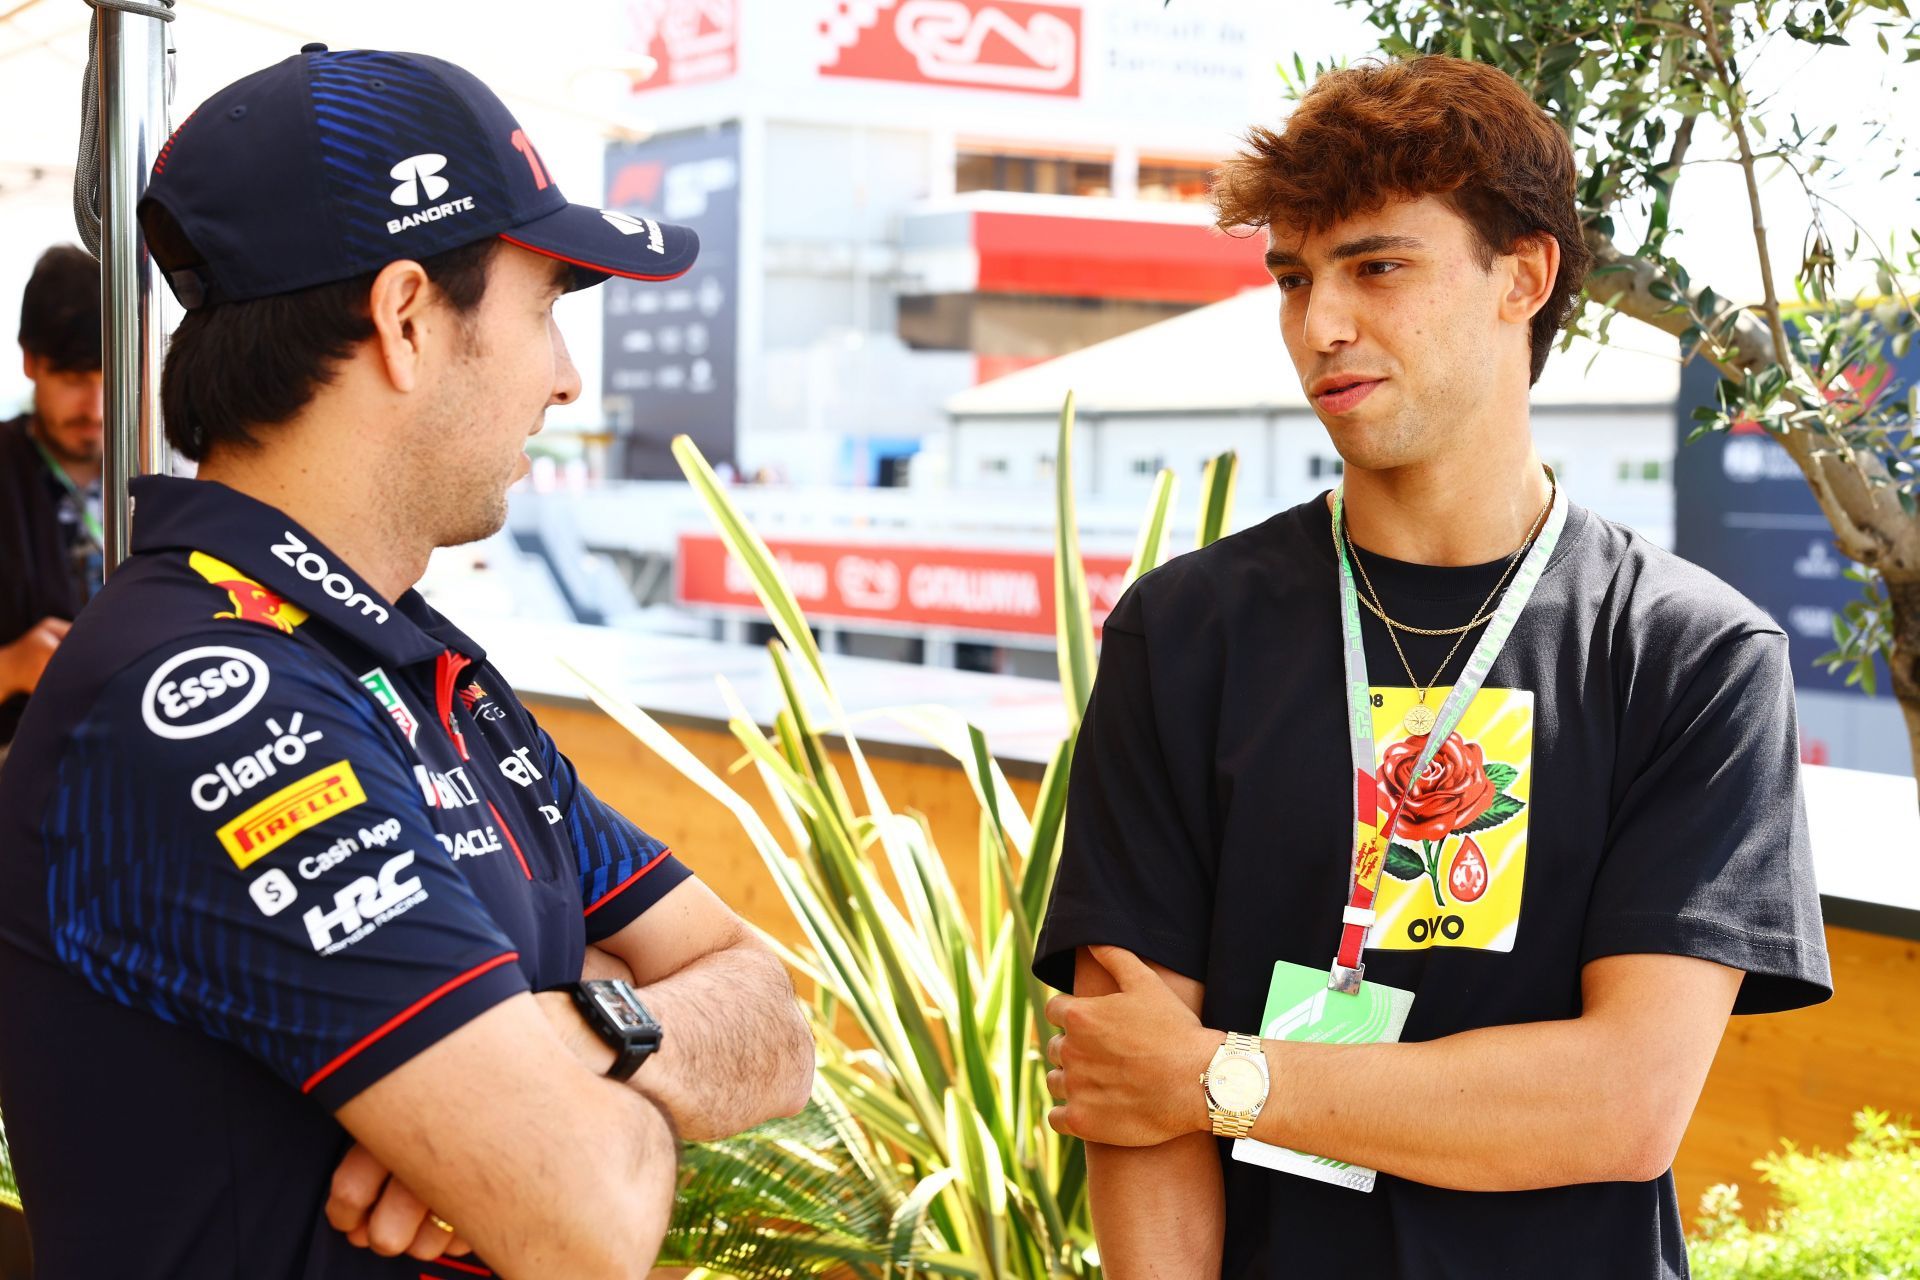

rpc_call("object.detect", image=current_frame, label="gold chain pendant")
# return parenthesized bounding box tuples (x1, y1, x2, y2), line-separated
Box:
(1403, 702, 1437, 737)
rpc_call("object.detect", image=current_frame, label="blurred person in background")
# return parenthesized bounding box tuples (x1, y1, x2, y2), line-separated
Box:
(0, 245, 104, 767)
(0, 46, 812, 1279)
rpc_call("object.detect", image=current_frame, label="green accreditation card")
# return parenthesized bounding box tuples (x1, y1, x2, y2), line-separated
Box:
(1230, 959, 1416, 1193)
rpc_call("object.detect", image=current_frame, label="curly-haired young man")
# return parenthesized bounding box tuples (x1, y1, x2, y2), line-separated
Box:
(1034, 56, 1830, 1279)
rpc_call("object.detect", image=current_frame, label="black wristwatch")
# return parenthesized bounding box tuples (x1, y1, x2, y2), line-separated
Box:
(567, 979, 663, 1082)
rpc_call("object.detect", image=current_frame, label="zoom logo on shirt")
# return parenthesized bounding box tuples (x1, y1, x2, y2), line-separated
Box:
(142, 646, 272, 740)
(304, 850, 428, 955)
(270, 532, 389, 623)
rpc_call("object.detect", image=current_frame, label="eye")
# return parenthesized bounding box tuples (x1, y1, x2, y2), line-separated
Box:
(1360, 260, 1402, 278)
(1275, 273, 1309, 292)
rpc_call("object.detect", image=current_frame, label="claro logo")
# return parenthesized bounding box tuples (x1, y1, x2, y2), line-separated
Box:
(271, 532, 389, 622)
(141, 646, 271, 740)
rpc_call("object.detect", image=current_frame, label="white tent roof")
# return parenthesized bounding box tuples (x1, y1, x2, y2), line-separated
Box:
(945, 286, 1687, 418)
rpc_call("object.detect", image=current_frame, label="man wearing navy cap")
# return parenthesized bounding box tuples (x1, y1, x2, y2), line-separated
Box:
(0, 47, 812, 1279)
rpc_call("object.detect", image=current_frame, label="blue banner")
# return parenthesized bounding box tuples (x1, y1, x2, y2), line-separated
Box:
(1673, 335, 1915, 696)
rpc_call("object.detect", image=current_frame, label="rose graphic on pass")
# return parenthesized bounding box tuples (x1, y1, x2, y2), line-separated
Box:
(1366, 686, 1533, 952)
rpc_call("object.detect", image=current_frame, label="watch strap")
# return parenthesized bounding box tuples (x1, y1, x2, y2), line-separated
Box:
(567, 980, 662, 1083)
(1206, 1032, 1266, 1139)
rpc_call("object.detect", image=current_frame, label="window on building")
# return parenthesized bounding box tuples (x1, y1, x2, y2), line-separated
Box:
(1131, 455, 1166, 477)
(1037, 454, 1056, 480)
(1309, 456, 1345, 479)
(956, 150, 1113, 198)
(1136, 158, 1215, 204)
(1616, 458, 1668, 484)
(980, 457, 1010, 477)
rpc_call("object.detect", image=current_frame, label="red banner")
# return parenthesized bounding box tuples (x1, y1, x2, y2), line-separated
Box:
(676, 534, 1131, 637)
(818, 0, 1082, 98)
(627, 0, 739, 92)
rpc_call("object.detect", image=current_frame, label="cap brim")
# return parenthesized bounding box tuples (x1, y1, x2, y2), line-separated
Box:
(499, 201, 700, 289)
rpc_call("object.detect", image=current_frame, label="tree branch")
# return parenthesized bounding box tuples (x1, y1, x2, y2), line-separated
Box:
(1692, 1, 1795, 368)
(1581, 230, 1901, 566)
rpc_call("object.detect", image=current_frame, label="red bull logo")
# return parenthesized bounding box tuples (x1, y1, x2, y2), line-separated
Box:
(189, 552, 309, 633)
(458, 681, 487, 710)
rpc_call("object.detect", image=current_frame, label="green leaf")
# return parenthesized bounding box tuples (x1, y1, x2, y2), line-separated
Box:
(672, 435, 828, 689)
(1124, 468, 1178, 590)
(1385, 843, 1428, 880)
(1053, 392, 1098, 731)
(1197, 449, 1240, 548)
(1455, 793, 1526, 835)
(1483, 762, 1520, 792)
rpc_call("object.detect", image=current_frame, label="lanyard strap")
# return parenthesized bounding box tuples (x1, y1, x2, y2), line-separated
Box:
(29, 429, 105, 547)
(1327, 479, 1567, 993)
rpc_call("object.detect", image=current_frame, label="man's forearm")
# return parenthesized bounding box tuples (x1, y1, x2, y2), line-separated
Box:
(1088, 1136, 1224, 1279)
(597, 942, 814, 1141)
(1241, 1017, 1681, 1191)
(1052, 950, 1737, 1193)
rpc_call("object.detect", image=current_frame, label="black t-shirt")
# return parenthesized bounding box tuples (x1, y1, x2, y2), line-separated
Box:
(1033, 494, 1832, 1280)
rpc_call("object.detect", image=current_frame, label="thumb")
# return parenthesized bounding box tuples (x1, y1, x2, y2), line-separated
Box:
(1089, 945, 1157, 992)
(41, 617, 71, 637)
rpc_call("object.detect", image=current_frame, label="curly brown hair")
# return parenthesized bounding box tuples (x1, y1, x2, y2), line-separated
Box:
(1214, 56, 1590, 385)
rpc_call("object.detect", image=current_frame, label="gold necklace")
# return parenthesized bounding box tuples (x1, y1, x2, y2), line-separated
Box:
(1351, 581, 1497, 637)
(1345, 471, 1556, 737)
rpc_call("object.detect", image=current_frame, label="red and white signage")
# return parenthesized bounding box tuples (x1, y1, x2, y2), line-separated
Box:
(677, 533, 1130, 637)
(627, 0, 739, 92)
(818, 0, 1083, 98)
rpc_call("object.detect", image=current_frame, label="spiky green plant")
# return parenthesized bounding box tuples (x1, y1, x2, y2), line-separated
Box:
(0, 1120, 17, 1212)
(563, 394, 1236, 1278)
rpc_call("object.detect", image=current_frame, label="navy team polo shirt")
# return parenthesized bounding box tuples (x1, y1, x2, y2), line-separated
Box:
(0, 475, 691, 1278)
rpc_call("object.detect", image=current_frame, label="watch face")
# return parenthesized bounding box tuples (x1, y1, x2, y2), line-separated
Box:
(1207, 1055, 1265, 1112)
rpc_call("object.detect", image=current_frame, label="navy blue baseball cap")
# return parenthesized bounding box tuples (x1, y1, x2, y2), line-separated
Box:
(139, 46, 699, 310)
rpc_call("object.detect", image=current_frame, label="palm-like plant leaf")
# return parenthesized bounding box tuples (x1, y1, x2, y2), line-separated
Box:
(561, 394, 1234, 1278)
(0, 1116, 18, 1212)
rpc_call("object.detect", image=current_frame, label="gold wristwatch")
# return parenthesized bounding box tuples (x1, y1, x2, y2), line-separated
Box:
(1201, 1032, 1270, 1139)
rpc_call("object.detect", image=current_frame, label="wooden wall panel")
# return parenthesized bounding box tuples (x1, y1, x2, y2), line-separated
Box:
(1675, 925, 1920, 1220)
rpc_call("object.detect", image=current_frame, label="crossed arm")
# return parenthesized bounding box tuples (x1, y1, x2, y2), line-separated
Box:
(327, 878, 814, 1272)
(1047, 945, 1742, 1278)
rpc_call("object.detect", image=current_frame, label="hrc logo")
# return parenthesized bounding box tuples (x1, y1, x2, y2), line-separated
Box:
(217, 761, 367, 870)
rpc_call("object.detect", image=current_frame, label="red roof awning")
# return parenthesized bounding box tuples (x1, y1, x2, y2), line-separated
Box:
(972, 210, 1270, 304)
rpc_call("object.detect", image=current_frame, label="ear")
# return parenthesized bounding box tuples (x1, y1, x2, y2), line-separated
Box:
(21, 349, 39, 381)
(366, 259, 437, 394)
(1500, 232, 1560, 326)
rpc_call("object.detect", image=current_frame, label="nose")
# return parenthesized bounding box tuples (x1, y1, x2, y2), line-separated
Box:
(1296, 278, 1358, 354)
(547, 314, 582, 411)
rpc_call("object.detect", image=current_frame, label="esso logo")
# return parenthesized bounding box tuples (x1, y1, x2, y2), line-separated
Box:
(141, 646, 271, 740)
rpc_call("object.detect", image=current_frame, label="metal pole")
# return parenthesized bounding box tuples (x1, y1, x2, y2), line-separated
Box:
(95, 6, 169, 575)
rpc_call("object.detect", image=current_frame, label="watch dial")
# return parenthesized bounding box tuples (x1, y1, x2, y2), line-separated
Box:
(1209, 1056, 1264, 1112)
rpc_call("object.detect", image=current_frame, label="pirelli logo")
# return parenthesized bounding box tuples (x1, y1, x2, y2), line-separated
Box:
(218, 761, 367, 870)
